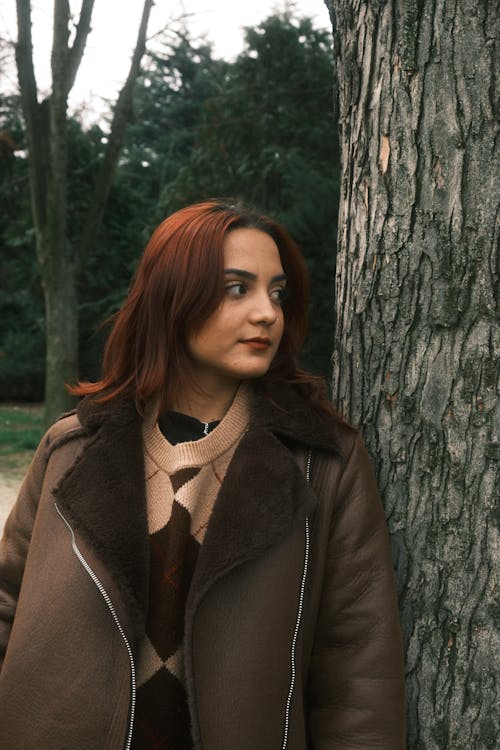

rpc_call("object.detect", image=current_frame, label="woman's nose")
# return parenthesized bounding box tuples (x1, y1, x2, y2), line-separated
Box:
(248, 291, 278, 325)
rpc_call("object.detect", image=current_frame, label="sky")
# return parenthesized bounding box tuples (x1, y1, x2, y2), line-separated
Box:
(1, 1, 331, 124)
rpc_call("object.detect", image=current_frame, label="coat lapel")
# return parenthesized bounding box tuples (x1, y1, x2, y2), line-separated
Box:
(54, 395, 149, 636)
(187, 425, 317, 615)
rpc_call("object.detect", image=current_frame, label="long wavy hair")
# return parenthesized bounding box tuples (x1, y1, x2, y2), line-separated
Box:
(70, 200, 333, 414)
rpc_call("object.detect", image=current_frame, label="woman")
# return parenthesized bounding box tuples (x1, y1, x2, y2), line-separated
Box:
(0, 201, 405, 749)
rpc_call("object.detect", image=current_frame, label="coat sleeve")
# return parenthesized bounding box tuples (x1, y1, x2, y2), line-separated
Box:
(307, 434, 406, 749)
(0, 432, 50, 671)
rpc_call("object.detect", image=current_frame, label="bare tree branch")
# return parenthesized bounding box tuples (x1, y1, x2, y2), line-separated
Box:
(49, 0, 72, 272)
(15, 0, 47, 248)
(79, 0, 155, 260)
(146, 12, 197, 44)
(14, 0, 37, 111)
(66, 0, 95, 95)
(51, 0, 70, 86)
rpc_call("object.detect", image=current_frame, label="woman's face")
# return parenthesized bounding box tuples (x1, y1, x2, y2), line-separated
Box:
(187, 227, 286, 394)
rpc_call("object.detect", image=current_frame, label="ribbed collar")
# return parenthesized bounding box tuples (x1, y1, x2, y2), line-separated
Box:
(143, 383, 250, 474)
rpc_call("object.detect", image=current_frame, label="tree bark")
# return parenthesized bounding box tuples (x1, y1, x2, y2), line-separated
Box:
(42, 237, 79, 421)
(325, 1, 498, 748)
(15, 0, 152, 427)
(43, 0, 76, 424)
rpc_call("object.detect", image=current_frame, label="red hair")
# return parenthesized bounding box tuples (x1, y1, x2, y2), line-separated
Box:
(71, 200, 328, 412)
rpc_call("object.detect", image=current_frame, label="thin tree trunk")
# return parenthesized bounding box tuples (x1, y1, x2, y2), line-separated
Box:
(325, 1, 499, 747)
(15, 0, 153, 427)
(15, 0, 91, 425)
(42, 238, 79, 425)
(40, 0, 76, 424)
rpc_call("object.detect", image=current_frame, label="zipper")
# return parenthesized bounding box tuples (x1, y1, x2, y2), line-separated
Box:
(281, 449, 312, 749)
(55, 503, 137, 750)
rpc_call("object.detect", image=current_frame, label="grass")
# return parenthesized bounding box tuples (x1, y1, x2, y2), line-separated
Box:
(0, 404, 44, 476)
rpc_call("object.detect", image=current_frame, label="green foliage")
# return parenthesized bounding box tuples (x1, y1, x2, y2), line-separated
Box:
(78, 174, 151, 380)
(0, 94, 45, 400)
(162, 15, 338, 213)
(0, 404, 43, 473)
(122, 33, 227, 222)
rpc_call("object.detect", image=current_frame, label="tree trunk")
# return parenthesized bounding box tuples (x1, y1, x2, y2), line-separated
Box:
(42, 235, 79, 425)
(15, 0, 153, 427)
(325, 1, 498, 748)
(15, 0, 89, 425)
(42, 0, 76, 423)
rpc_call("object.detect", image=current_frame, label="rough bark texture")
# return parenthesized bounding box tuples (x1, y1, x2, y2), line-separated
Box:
(325, 1, 498, 748)
(15, 0, 153, 427)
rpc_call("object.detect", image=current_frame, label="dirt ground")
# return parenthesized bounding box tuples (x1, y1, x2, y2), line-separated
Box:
(0, 474, 22, 534)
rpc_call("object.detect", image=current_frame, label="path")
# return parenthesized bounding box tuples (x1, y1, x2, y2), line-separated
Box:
(0, 475, 22, 534)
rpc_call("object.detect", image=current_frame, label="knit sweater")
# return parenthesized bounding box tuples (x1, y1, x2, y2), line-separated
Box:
(131, 385, 250, 748)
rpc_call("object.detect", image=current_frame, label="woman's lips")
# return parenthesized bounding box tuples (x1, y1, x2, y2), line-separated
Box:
(241, 338, 271, 350)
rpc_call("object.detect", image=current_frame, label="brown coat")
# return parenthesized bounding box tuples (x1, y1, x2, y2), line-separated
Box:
(0, 386, 405, 749)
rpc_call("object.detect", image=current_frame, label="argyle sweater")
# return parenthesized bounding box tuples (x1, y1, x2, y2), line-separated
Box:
(131, 385, 250, 749)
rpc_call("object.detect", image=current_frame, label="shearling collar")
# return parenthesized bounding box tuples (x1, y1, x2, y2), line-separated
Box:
(250, 382, 348, 453)
(55, 383, 348, 643)
(76, 381, 345, 454)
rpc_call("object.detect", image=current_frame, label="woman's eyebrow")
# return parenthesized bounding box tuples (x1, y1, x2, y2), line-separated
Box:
(224, 268, 287, 283)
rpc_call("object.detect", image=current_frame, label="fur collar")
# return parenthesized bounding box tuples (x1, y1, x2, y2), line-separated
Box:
(54, 384, 350, 641)
(54, 395, 149, 637)
(76, 382, 346, 453)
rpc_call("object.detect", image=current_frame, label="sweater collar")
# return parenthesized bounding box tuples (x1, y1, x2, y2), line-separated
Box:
(76, 380, 343, 454)
(143, 383, 251, 473)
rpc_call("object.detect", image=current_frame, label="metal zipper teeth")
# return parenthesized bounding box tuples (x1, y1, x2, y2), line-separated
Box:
(55, 503, 136, 750)
(281, 449, 312, 749)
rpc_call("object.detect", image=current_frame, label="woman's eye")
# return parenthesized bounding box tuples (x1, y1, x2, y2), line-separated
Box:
(270, 286, 288, 304)
(225, 282, 247, 297)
